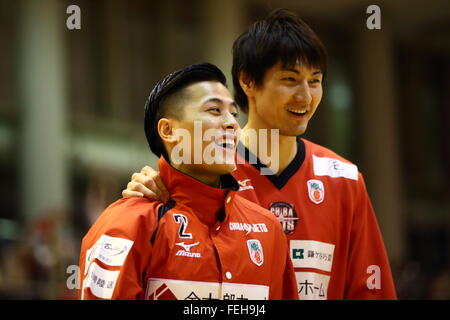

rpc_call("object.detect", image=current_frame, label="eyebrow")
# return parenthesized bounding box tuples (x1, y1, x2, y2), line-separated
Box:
(281, 68, 323, 75)
(202, 97, 238, 108)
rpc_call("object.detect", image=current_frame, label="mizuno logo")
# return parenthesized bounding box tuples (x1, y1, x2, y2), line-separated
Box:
(238, 179, 254, 191)
(175, 242, 200, 252)
(238, 179, 251, 187)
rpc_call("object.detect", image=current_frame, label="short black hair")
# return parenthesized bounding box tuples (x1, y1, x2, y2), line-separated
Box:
(144, 62, 227, 157)
(232, 8, 327, 113)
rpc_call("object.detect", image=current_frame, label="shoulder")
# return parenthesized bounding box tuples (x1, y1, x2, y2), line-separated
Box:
(82, 197, 161, 244)
(303, 139, 355, 165)
(100, 197, 160, 227)
(231, 194, 283, 229)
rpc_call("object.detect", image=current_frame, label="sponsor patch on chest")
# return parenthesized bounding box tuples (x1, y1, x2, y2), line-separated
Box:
(290, 240, 335, 272)
(145, 278, 269, 300)
(295, 272, 330, 300)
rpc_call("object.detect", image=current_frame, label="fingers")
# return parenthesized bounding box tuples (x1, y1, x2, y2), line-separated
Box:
(140, 167, 170, 202)
(122, 189, 144, 198)
(132, 172, 161, 196)
(140, 166, 156, 176)
(152, 173, 170, 203)
(124, 166, 170, 203)
(125, 181, 160, 201)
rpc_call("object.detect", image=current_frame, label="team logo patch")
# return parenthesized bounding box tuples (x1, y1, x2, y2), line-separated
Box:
(247, 239, 264, 266)
(269, 202, 299, 234)
(307, 179, 325, 204)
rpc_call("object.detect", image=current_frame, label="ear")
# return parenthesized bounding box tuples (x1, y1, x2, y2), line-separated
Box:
(157, 118, 177, 144)
(238, 72, 255, 98)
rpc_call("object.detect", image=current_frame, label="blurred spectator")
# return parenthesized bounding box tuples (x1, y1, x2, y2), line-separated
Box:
(0, 210, 78, 299)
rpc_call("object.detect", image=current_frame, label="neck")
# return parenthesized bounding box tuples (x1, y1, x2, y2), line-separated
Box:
(241, 124, 298, 175)
(158, 157, 232, 227)
(170, 162, 221, 187)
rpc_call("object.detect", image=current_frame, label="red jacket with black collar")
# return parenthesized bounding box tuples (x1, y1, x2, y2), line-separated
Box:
(232, 138, 397, 300)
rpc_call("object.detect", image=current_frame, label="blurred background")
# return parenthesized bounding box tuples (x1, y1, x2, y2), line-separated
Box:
(0, 0, 449, 299)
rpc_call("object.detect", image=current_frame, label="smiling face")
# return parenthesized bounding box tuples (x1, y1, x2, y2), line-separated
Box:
(159, 81, 240, 186)
(244, 61, 323, 136)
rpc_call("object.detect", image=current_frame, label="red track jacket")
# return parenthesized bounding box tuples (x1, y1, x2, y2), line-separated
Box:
(78, 157, 298, 300)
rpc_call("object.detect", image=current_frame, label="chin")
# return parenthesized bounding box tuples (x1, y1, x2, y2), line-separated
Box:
(280, 127, 307, 137)
(211, 163, 237, 176)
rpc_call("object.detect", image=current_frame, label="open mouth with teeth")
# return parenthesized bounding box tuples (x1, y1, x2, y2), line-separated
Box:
(215, 140, 236, 151)
(287, 109, 308, 116)
(216, 143, 235, 151)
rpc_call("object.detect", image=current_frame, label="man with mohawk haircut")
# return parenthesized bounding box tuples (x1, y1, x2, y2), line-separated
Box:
(79, 63, 297, 300)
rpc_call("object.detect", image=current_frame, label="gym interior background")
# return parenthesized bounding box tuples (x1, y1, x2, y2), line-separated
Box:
(0, 0, 449, 299)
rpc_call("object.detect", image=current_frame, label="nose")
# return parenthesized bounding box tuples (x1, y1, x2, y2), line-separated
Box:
(222, 110, 239, 131)
(295, 80, 312, 105)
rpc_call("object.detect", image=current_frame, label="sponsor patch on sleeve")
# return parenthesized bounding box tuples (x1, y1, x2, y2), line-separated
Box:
(85, 235, 134, 274)
(290, 240, 335, 272)
(312, 155, 358, 180)
(83, 262, 120, 299)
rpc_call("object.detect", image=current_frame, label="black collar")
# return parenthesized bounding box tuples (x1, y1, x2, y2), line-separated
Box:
(237, 138, 306, 190)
